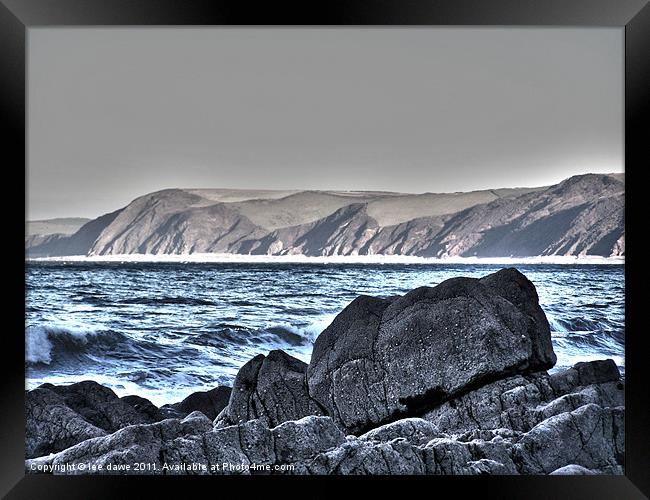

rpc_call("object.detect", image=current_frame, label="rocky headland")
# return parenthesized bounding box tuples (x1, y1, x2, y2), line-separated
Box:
(27, 173, 624, 258)
(25, 268, 625, 475)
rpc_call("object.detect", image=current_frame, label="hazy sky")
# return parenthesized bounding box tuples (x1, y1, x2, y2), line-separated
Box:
(28, 28, 623, 220)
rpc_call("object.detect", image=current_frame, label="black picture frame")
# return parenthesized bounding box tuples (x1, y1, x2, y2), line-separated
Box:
(2, 0, 648, 497)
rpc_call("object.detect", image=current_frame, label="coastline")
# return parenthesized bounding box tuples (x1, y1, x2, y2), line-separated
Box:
(26, 253, 625, 265)
(25, 268, 625, 475)
(26, 261, 625, 409)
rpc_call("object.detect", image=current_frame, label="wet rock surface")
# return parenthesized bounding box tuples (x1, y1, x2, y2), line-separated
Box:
(215, 350, 324, 428)
(25, 380, 231, 459)
(160, 386, 232, 421)
(26, 269, 624, 475)
(307, 268, 555, 432)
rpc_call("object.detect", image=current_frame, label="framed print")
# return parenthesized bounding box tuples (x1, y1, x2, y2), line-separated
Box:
(1, 0, 649, 498)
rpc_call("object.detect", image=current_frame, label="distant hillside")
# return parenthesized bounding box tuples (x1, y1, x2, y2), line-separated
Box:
(26, 174, 624, 258)
(26, 218, 90, 236)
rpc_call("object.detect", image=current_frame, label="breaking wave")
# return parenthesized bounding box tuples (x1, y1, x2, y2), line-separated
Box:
(26, 324, 127, 365)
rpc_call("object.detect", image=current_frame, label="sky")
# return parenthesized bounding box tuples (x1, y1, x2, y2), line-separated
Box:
(28, 28, 623, 220)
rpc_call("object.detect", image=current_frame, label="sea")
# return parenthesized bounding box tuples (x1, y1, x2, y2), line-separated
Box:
(25, 261, 625, 406)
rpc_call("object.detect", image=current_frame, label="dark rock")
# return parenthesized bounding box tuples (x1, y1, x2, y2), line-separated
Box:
(306, 294, 393, 431)
(27, 411, 216, 475)
(359, 418, 443, 446)
(41, 381, 158, 432)
(27, 413, 343, 476)
(295, 398, 623, 475)
(161, 386, 232, 420)
(121, 395, 165, 422)
(212, 418, 276, 468)
(271, 416, 345, 464)
(26, 387, 107, 459)
(307, 268, 556, 432)
(219, 350, 323, 427)
(26, 361, 624, 476)
(479, 268, 555, 368)
(421, 437, 518, 475)
(296, 437, 428, 475)
(23, 267, 625, 476)
(422, 362, 624, 435)
(548, 358, 620, 395)
(26, 381, 165, 459)
(512, 404, 624, 474)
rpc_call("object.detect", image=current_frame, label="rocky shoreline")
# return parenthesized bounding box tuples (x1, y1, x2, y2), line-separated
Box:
(26, 268, 624, 475)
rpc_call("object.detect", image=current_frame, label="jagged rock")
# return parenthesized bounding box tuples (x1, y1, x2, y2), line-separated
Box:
(160, 386, 232, 420)
(550, 464, 600, 475)
(23, 265, 625, 477)
(512, 404, 624, 474)
(422, 359, 623, 435)
(395, 433, 521, 475)
(423, 438, 491, 475)
(479, 268, 554, 367)
(547, 359, 622, 395)
(359, 418, 443, 446)
(219, 350, 323, 427)
(307, 268, 555, 433)
(210, 418, 276, 468)
(27, 413, 344, 476)
(26, 411, 215, 475)
(41, 381, 159, 432)
(25, 381, 164, 459)
(25, 362, 625, 476)
(25, 387, 107, 459)
(204, 415, 345, 472)
(456, 428, 523, 443)
(300, 437, 428, 475)
(271, 416, 345, 464)
(121, 395, 165, 422)
(290, 401, 622, 475)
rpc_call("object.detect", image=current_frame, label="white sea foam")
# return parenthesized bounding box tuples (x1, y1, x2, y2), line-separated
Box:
(546, 314, 568, 333)
(25, 326, 53, 364)
(25, 323, 106, 365)
(264, 313, 338, 342)
(28, 253, 625, 265)
(301, 314, 337, 339)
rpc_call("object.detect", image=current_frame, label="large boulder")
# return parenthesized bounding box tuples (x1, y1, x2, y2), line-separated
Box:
(218, 350, 323, 427)
(307, 268, 556, 432)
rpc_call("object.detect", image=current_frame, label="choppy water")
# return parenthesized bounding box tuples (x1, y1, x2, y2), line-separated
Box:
(25, 263, 624, 405)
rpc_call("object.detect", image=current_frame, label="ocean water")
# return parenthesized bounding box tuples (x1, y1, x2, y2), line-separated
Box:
(25, 262, 625, 406)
